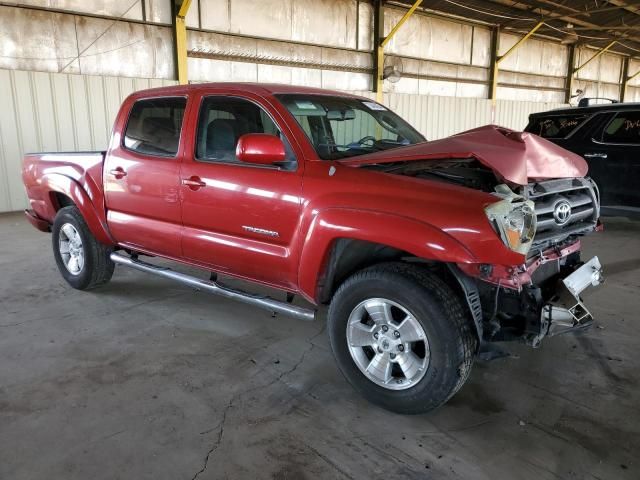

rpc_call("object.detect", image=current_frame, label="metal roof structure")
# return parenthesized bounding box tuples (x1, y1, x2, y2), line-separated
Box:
(395, 0, 640, 57)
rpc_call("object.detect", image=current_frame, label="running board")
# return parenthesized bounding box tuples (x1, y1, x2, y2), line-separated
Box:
(110, 252, 316, 321)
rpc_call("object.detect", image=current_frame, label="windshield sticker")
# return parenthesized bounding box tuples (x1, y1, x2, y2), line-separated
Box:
(295, 101, 318, 110)
(362, 101, 387, 111)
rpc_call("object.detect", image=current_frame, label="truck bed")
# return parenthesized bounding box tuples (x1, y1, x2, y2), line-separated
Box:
(22, 151, 106, 228)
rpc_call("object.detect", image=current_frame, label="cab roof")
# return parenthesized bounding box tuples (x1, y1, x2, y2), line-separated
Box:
(128, 82, 363, 100)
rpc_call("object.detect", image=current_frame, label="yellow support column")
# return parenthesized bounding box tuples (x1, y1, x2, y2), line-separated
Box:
(573, 41, 616, 75)
(175, 0, 192, 85)
(375, 0, 423, 103)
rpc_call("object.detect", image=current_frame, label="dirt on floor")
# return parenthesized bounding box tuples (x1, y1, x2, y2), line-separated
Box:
(0, 211, 638, 480)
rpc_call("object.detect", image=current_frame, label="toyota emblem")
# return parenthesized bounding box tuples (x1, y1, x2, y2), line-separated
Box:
(553, 200, 572, 225)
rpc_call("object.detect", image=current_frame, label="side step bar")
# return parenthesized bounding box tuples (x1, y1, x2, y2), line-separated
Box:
(110, 252, 316, 322)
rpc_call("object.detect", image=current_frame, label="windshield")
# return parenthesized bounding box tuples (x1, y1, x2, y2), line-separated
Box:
(276, 94, 425, 160)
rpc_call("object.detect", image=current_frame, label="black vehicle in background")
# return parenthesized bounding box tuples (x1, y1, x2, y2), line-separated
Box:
(525, 99, 640, 217)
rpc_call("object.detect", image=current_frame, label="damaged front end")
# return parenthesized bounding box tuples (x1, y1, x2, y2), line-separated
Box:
(351, 128, 604, 347)
(456, 241, 604, 348)
(456, 179, 603, 348)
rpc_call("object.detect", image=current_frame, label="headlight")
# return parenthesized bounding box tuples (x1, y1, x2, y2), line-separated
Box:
(485, 194, 537, 255)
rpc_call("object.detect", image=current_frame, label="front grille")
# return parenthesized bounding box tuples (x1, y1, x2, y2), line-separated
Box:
(523, 177, 599, 250)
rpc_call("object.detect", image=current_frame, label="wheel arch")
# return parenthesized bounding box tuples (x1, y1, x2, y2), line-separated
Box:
(297, 208, 477, 304)
(42, 173, 114, 245)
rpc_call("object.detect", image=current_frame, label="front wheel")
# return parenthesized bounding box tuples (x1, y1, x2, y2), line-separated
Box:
(327, 263, 477, 414)
(52, 206, 114, 290)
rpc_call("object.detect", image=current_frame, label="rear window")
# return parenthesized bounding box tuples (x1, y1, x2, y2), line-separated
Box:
(602, 111, 640, 144)
(124, 97, 187, 157)
(526, 114, 588, 139)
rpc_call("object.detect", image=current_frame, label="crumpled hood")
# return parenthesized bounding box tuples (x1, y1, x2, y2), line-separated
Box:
(339, 125, 588, 186)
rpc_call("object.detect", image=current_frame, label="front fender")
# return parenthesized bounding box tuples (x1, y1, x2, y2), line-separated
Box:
(297, 208, 477, 302)
(40, 173, 114, 245)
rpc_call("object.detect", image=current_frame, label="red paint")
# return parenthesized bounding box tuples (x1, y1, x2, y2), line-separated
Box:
(341, 125, 588, 186)
(457, 240, 582, 290)
(21, 83, 595, 304)
(236, 134, 286, 165)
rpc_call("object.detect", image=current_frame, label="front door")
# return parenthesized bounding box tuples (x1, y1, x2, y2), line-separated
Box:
(104, 96, 188, 258)
(180, 93, 304, 290)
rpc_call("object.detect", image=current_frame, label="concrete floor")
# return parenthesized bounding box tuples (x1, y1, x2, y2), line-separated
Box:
(0, 211, 638, 480)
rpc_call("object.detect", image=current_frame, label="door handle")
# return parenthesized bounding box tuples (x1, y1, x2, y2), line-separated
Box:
(584, 152, 608, 159)
(108, 167, 127, 179)
(182, 176, 206, 190)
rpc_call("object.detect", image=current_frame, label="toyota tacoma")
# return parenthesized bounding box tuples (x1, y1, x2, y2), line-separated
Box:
(22, 83, 603, 414)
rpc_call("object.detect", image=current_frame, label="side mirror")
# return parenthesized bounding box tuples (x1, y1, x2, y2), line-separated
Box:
(236, 133, 286, 165)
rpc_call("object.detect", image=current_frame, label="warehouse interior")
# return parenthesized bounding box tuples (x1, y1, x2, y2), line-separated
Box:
(1, 1, 639, 479)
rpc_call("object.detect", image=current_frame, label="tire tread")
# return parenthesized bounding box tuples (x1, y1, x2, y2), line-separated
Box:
(328, 261, 477, 414)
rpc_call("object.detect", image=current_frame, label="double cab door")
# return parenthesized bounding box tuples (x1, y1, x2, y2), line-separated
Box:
(179, 91, 304, 290)
(104, 90, 304, 290)
(104, 96, 187, 259)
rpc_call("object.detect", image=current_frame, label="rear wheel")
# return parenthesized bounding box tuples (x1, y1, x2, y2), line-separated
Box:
(52, 206, 114, 290)
(327, 262, 476, 414)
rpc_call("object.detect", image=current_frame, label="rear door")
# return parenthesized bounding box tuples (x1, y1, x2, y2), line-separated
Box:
(104, 96, 188, 258)
(179, 92, 304, 290)
(584, 110, 640, 209)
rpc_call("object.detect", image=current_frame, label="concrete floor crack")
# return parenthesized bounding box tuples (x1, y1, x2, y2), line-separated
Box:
(188, 324, 324, 480)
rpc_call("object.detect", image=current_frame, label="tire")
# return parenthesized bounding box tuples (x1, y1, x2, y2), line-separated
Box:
(52, 206, 114, 290)
(327, 262, 477, 414)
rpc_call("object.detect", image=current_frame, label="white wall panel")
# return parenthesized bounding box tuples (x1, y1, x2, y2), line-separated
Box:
(0, 5, 174, 78)
(383, 7, 477, 65)
(499, 33, 568, 77)
(353, 91, 565, 139)
(0, 69, 176, 213)
(6, 0, 144, 20)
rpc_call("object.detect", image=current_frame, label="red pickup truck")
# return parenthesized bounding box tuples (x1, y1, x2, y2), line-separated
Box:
(22, 83, 604, 414)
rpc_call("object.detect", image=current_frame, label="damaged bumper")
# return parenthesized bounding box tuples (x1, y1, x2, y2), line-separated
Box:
(452, 246, 605, 348)
(535, 256, 604, 346)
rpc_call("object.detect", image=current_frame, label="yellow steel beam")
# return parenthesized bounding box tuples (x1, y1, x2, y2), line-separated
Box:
(573, 41, 616, 74)
(496, 22, 544, 65)
(380, 0, 423, 48)
(491, 21, 543, 105)
(175, 0, 192, 84)
(177, 0, 191, 17)
(376, 0, 423, 102)
(376, 45, 384, 102)
(627, 68, 640, 83)
(622, 65, 640, 102)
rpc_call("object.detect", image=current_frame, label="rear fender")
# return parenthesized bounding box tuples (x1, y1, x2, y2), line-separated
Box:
(41, 173, 114, 245)
(297, 208, 476, 302)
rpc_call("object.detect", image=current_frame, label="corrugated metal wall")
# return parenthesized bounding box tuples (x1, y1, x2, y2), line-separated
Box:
(0, 69, 177, 213)
(0, 68, 565, 213)
(354, 91, 566, 139)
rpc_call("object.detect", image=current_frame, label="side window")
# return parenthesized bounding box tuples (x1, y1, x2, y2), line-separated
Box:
(602, 111, 640, 144)
(526, 114, 588, 139)
(124, 97, 186, 156)
(195, 96, 295, 167)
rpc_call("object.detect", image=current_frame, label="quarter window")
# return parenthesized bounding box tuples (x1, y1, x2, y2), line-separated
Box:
(123, 97, 186, 156)
(602, 111, 640, 144)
